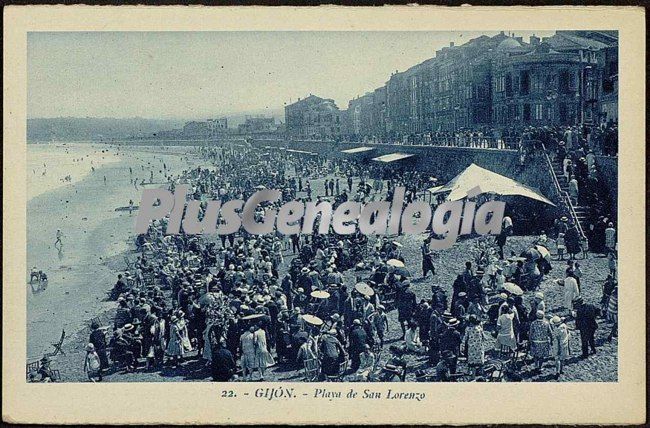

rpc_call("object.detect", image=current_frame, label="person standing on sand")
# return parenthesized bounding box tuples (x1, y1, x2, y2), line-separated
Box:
(54, 229, 63, 249)
(89, 321, 109, 370)
(550, 316, 570, 378)
(421, 237, 436, 279)
(84, 343, 103, 382)
(254, 323, 274, 381)
(240, 325, 258, 381)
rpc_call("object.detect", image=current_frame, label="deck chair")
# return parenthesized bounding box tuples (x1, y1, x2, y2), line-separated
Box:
(123, 255, 134, 271)
(90, 316, 103, 328)
(483, 359, 505, 382)
(26, 361, 40, 378)
(302, 358, 320, 381)
(51, 369, 62, 382)
(325, 359, 348, 382)
(49, 329, 66, 356)
(512, 341, 530, 367)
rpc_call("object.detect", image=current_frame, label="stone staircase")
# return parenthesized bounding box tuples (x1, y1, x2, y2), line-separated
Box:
(550, 155, 591, 236)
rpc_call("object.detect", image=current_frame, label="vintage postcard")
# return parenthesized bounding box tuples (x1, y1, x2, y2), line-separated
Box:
(3, 5, 646, 425)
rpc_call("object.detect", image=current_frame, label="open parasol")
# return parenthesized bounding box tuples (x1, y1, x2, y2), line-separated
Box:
(302, 314, 324, 326)
(535, 245, 551, 261)
(354, 282, 375, 297)
(522, 248, 542, 261)
(502, 282, 524, 296)
(392, 241, 403, 248)
(254, 185, 266, 190)
(387, 259, 405, 268)
(310, 290, 330, 299)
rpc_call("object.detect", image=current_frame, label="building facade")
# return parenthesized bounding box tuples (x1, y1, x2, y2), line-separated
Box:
(335, 31, 617, 139)
(237, 116, 278, 134)
(285, 95, 343, 138)
(207, 118, 228, 136)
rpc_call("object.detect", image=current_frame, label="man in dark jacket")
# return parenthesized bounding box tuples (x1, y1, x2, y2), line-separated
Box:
(319, 330, 346, 377)
(421, 238, 436, 278)
(574, 296, 599, 358)
(348, 319, 368, 372)
(211, 340, 236, 382)
(89, 321, 109, 370)
(428, 309, 444, 365)
(396, 281, 417, 338)
(439, 318, 462, 374)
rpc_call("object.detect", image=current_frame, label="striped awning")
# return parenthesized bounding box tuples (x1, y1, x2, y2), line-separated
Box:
(372, 152, 415, 163)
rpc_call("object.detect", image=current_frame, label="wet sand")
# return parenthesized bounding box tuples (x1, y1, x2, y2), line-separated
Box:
(26, 143, 200, 358)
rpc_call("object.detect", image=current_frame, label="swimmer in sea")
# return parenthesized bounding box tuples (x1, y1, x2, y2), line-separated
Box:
(30, 266, 39, 283)
(128, 199, 134, 216)
(103, 176, 107, 185)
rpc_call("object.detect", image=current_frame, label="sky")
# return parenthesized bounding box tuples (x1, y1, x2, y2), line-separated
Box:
(27, 31, 555, 120)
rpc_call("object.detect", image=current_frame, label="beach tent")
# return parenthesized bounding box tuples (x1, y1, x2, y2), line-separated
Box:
(426, 185, 445, 194)
(341, 146, 375, 154)
(371, 152, 415, 163)
(437, 163, 555, 205)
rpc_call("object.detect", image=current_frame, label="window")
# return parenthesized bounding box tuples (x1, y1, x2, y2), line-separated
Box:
(523, 104, 531, 121)
(559, 70, 571, 94)
(505, 73, 513, 97)
(520, 70, 530, 95)
(559, 102, 568, 124)
(532, 73, 543, 92)
(534, 104, 543, 120)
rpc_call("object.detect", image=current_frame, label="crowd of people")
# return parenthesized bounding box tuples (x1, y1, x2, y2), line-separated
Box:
(344, 122, 618, 157)
(72, 143, 619, 384)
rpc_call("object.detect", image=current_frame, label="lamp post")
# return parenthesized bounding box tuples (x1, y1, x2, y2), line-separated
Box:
(579, 50, 593, 125)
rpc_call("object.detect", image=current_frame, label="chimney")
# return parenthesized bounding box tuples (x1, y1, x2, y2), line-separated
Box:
(530, 34, 540, 46)
(450, 42, 454, 47)
(515, 36, 523, 43)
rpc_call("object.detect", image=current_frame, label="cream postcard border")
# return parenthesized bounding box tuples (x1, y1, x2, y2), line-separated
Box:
(3, 6, 646, 425)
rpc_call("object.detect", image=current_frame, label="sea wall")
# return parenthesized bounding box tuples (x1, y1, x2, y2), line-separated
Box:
(595, 155, 618, 216)
(252, 139, 557, 202)
(250, 139, 563, 233)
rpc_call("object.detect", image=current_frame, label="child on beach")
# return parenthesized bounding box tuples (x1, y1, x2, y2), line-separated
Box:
(84, 343, 103, 382)
(556, 233, 565, 260)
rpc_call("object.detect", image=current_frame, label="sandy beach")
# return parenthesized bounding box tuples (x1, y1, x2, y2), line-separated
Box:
(26, 143, 618, 383)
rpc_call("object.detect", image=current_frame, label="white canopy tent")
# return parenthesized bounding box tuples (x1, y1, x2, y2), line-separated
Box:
(437, 163, 555, 205)
(372, 152, 415, 163)
(341, 146, 375, 154)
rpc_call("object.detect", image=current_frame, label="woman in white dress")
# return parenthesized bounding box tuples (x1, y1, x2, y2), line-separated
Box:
(550, 315, 570, 378)
(240, 326, 258, 381)
(496, 306, 517, 352)
(254, 325, 275, 381)
(166, 314, 192, 366)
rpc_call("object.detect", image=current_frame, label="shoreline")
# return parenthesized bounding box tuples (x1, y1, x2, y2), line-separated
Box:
(27, 142, 202, 359)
